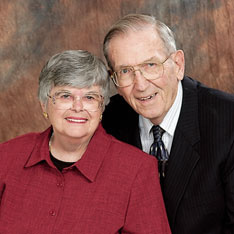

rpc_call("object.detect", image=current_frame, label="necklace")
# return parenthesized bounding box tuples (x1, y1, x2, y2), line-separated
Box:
(49, 133, 53, 152)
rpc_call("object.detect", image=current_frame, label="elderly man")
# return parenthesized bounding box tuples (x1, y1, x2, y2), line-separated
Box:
(102, 13, 234, 234)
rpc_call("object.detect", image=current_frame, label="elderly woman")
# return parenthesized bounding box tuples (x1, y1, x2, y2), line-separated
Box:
(0, 50, 170, 234)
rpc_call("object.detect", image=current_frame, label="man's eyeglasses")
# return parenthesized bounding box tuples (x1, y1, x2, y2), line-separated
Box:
(110, 54, 173, 87)
(48, 91, 104, 112)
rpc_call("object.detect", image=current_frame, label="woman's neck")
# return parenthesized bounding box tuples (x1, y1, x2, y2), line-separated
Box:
(49, 134, 91, 162)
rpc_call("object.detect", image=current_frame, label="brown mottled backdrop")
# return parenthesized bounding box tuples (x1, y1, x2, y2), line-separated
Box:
(1, 0, 234, 142)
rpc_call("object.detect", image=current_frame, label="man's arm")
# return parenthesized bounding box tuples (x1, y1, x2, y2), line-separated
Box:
(223, 140, 234, 233)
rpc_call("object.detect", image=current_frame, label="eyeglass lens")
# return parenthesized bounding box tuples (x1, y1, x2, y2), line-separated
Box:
(51, 92, 102, 111)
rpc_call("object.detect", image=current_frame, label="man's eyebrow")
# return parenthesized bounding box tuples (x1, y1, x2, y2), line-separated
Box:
(117, 56, 159, 69)
(143, 56, 160, 63)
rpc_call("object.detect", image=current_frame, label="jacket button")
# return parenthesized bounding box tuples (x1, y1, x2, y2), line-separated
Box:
(49, 210, 56, 216)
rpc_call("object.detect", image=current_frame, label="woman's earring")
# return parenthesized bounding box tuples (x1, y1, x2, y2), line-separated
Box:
(43, 112, 48, 119)
(100, 114, 103, 121)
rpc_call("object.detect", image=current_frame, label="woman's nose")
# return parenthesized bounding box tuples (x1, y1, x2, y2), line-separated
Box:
(71, 96, 84, 111)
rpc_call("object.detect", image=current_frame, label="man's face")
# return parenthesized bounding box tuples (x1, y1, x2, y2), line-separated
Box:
(108, 26, 185, 125)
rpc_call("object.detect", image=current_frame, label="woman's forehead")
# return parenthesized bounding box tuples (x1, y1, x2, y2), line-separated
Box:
(51, 85, 101, 94)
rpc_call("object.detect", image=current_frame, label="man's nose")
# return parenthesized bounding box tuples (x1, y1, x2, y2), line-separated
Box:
(133, 69, 149, 91)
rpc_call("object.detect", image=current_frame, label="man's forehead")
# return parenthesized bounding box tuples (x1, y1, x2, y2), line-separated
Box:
(108, 29, 166, 69)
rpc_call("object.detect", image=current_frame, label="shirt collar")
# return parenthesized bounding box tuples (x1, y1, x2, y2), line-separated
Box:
(139, 81, 183, 137)
(24, 124, 110, 183)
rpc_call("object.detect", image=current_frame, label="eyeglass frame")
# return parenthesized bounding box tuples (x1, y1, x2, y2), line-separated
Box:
(110, 53, 174, 87)
(47, 91, 104, 112)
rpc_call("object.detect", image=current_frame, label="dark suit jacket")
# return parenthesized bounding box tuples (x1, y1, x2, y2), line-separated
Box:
(102, 76, 234, 234)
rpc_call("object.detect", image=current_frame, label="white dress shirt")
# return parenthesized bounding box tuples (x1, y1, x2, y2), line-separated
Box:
(139, 81, 183, 154)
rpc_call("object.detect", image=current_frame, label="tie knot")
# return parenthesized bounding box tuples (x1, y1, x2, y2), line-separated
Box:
(151, 125, 165, 142)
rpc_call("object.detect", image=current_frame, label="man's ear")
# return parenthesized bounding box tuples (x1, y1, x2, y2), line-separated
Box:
(173, 50, 185, 81)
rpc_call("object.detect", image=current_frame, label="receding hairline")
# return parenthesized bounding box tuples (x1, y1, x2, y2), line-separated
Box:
(103, 14, 177, 69)
(104, 20, 158, 45)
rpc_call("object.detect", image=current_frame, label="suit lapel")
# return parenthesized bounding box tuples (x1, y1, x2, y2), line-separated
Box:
(117, 96, 142, 149)
(118, 117, 142, 149)
(163, 77, 201, 228)
(103, 94, 142, 149)
(128, 115, 142, 149)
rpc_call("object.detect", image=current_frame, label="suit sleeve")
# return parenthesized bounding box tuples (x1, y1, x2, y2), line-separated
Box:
(223, 140, 234, 233)
(121, 156, 171, 234)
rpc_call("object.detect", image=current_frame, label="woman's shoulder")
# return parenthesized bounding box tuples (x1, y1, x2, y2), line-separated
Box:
(0, 127, 51, 148)
(105, 129, 156, 166)
(0, 127, 51, 154)
(0, 133, 39, 168)
(0, 132, 40, 175)
(0, 132, 38, 149)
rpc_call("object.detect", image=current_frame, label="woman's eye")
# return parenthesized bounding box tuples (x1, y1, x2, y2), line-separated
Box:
(83, 95, 95, 101)
(59, 93, 72, 99)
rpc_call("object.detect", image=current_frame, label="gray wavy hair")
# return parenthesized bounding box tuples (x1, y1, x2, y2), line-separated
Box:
(38, 50, 110, 107)
(103, 13, 177, 70)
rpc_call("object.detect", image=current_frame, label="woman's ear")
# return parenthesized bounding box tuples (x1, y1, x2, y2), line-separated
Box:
(40, 102, 48, 119)
(173, 50, 185, 81)
(40, 101, 46, 113)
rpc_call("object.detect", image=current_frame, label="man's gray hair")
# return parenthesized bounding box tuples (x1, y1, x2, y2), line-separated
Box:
(103, 14, 177, 70)
(38, 50, 110, 107)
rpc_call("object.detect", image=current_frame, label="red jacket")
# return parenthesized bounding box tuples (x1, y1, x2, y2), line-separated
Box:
(0, 124, 170, 234)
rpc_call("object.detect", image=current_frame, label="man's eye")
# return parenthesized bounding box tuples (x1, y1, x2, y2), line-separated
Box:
(146, 63, 157, 68)
(119, 68, 131, 75)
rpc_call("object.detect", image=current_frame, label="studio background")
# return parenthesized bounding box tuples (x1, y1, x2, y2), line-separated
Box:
(1, 0, 234, 143)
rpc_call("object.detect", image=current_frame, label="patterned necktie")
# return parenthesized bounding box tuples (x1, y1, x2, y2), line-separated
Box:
(150, 125, 169, 178)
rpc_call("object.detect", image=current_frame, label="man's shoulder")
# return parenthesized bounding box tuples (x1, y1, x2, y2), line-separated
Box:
(102, 94, 141, 147)
(104, 94, 136, 115)
(102, 94, 138, 128)
(182, 76, 234, 133)
(183, 76, 234, 105)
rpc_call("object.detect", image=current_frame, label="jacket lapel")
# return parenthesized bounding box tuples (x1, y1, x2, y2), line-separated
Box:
(163, 77, 201, 228)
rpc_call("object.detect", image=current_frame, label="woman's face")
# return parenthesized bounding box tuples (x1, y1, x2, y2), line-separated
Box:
(41, 85, 103, 143)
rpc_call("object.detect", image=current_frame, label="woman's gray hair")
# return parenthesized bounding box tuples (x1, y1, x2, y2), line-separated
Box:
(103, 14, 177, 70)
(38, 50, 110, 107)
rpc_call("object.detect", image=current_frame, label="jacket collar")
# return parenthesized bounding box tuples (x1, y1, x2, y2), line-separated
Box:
(24, 124, 110, 183)
(75, 124, 111, 182)
(24, 127, 52, 168)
